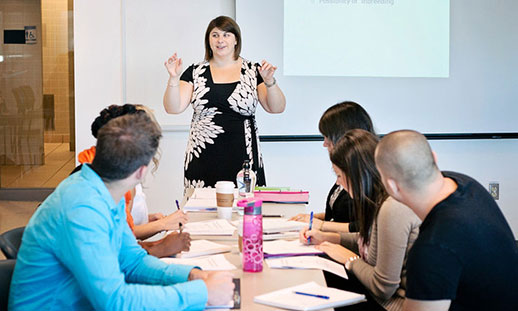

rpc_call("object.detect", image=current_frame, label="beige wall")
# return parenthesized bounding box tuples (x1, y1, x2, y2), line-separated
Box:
(42, 0, 70, 143)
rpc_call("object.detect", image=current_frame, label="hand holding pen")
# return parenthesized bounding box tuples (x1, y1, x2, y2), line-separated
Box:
(155, 203, 187, 231)
(176, 200, 184, 233)
(307, 211, 314, 245)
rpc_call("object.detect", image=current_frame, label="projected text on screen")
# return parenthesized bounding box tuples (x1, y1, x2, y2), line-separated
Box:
(284, 0, 450, 77)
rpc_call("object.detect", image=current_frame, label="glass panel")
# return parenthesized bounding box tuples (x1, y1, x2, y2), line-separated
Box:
(0, 0, 75, 189)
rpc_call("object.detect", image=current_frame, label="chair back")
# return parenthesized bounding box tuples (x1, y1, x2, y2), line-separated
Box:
(0, 259, 16, 310)
(0, 227, 25, 259)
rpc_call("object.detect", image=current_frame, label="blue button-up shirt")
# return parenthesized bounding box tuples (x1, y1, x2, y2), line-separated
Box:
(9, 164, 208, 310)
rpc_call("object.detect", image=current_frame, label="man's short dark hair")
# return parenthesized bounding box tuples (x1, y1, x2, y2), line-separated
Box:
(91, 113, 162, 182)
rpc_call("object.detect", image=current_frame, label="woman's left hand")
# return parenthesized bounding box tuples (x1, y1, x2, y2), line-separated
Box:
(258, 60, 277, 85)
(316, 241, 359, 264)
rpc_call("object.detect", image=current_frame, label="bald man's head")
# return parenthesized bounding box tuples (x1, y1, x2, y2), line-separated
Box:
(375, 130, 439, 192)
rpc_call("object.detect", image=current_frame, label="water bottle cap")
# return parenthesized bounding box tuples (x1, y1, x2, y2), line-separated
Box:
(244, 199, 262, 215)
(242, 160, 250, 169)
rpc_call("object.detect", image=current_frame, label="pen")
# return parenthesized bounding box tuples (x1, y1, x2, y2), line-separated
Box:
(293, 291, 330, 300)
(307, 211, 314, 245)
(176, 200, 183, 233)
(263, 214, 284, 218)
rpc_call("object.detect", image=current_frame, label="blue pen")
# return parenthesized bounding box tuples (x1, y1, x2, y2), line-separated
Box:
(307, 211, 314, 245)
(294, 291, 330, 300)
(175, 200, 183, 233)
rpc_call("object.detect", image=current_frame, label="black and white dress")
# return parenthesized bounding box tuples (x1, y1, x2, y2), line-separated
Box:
(180, 59, 266, 188)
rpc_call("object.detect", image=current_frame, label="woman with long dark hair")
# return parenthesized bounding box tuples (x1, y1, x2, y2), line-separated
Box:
(291, 101, 375, 233)
(301, 129, 421, 311)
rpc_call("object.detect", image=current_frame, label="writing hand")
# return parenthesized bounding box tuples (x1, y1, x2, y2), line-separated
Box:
(158, 210, 188, 231)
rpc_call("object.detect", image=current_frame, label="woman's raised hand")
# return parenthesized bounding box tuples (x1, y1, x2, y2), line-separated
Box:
(258, 60, 277, 84)
(164, 52, 183, 79)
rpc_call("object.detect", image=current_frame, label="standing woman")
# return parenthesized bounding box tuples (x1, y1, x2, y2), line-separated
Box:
(163, 16, 286, 188)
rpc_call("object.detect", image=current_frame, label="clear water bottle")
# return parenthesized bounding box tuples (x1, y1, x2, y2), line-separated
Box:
(242, 199, 263, 272)
(236, 160, 256, 198)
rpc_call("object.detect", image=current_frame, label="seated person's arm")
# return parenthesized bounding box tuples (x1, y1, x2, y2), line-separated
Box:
(347, 200, 419, 300)
(404, 299, 451, 311)
(290, 212, 325, 222)
(139, 231, 191, 258)
(60, 201, 207, 310)
(321, 221, 350, 233)
(133, 210, 188, 240)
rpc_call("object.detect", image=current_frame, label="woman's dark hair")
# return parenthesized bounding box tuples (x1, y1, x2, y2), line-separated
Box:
(318, 101, 375, 145)
(204, 16, 242, 61)
(91, 104, 142, 138)
(330, 129, 387, 242)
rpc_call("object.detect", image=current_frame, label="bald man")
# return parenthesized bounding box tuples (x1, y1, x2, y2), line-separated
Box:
(375, 130, 518, 311)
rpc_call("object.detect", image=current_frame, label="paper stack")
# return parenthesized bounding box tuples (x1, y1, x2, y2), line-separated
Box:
(254, 281, 365, 310)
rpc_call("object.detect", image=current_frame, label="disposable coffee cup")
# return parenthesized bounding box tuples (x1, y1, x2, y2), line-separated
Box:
(217, 206, 233, 220)
(215, 181, 235, 207)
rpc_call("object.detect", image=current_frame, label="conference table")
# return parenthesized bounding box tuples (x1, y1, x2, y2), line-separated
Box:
(180, 190, 334, 311)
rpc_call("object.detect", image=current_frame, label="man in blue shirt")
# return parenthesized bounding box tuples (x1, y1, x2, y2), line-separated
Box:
(9, 112, 234, 310)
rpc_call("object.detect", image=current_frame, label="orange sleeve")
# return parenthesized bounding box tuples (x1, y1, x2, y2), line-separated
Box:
(77, 146, 96, 164)
(126, 204, 135, 234)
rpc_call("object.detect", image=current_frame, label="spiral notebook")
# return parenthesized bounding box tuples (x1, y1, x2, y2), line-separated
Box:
(254, 281, 365, 310)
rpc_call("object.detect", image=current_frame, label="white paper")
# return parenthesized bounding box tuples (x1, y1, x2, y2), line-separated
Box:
(183, 219, 236, 236)
(254, 281, 365, 311)
(262, 218, 306, 234)
(177, 240, 231, 258)
(263, 231, 299, 241)
(263, 239, 323, 256)
(161, 254, 236, 271)
(266, 256, 348, 279)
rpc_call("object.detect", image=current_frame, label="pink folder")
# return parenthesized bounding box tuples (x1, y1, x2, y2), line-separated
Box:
(253, 191, 309, 204)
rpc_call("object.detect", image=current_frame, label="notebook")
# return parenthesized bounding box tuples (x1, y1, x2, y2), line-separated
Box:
(175, 240, 232, 258)
(253, 281, 365, 310)
(263, 239, 324, 258)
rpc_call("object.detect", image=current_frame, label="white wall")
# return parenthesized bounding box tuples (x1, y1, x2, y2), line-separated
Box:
(75, 0, 518, 236)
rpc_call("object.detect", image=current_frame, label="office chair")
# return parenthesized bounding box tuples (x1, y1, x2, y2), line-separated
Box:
(0, 259, 16, 310)
(0, 227, 25, 259)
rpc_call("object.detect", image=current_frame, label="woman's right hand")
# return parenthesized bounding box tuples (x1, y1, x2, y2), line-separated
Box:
(299, 227, 325, 245)
(164, 52, 183, 79)
(158, 210, 188, 231)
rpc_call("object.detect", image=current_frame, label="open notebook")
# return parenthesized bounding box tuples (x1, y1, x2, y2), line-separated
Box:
(175, 240, 232, 258)
(254, 281, 365, 310)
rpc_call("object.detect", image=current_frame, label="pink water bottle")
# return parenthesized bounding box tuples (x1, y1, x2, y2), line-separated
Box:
(242, 199, 263, 272)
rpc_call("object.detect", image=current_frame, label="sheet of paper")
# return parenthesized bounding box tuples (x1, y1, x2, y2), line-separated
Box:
(266, 256, 347, 279)
(183, 219, 236, 236)
(262, 218, 306, 234)
(177, 240, 231, 258)
(254, 281, 365, 311)
(161, 254, 236, 271)
(263, 239, 323, 256)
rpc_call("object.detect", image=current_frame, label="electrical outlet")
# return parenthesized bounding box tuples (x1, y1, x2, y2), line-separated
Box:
(489, 182, 499, 200)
